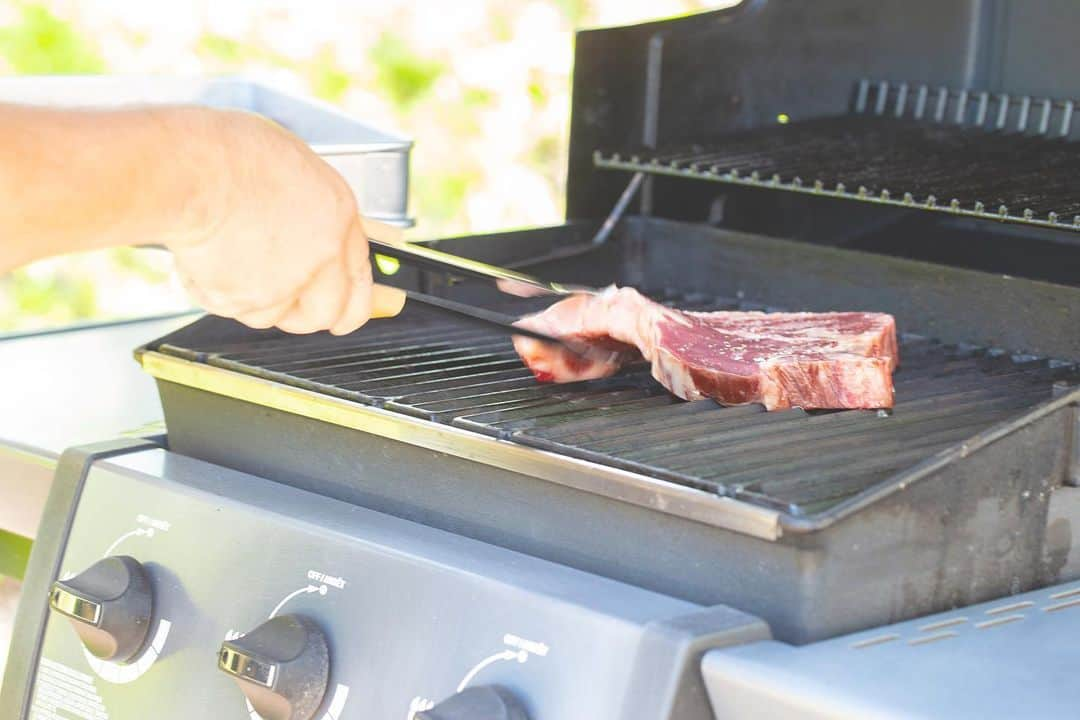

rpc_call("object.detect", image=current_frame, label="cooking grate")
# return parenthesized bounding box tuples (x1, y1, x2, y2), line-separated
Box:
(594, 96, 1080, 231)
(158, 294, 1078, 517)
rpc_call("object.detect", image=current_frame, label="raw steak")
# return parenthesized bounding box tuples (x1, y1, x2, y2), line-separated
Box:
(512, 287, 898, 410)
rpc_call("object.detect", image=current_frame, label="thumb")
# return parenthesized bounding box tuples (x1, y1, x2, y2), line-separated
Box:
(371, 283, 406, 318)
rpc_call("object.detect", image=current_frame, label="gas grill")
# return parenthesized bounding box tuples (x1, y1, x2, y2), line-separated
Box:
(5, 2, 1080, 718)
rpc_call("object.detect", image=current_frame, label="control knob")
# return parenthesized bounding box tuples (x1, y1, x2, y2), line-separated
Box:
(49, 555, 153, 664)
(218, 614, 329, 720)
(416, 686, 529, 720)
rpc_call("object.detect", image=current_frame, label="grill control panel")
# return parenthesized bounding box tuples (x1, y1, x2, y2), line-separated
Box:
(24, 448, 759, 719)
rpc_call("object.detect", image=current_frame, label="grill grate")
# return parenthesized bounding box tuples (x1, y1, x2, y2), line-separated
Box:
(594, 110, 1080, 232)
(160, 294, 1078, 517)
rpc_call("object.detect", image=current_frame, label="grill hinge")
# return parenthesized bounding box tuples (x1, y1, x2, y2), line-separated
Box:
(1052, 383, 1080, 487)
(1069, 403, 1080, 488)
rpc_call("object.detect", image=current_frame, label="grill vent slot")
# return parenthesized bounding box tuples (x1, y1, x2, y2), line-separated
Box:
(854, 79, 1077, 139)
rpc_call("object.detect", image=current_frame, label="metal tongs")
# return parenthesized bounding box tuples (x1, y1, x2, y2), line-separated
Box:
(362, 218, 598, 298)
(361, 218, 607, 358)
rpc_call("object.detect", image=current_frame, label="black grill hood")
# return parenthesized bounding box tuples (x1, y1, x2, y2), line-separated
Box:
(567, 0, 1080, 284)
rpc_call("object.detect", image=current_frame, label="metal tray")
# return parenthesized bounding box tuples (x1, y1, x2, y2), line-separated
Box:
(0, 75, 412, 226)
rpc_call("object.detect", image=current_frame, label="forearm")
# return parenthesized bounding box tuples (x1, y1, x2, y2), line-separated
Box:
(0, 103, 230, 273)
(0, 101, 402, 333)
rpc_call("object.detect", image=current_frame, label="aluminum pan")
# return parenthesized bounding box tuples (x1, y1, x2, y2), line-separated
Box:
(0, 75, 413, 226)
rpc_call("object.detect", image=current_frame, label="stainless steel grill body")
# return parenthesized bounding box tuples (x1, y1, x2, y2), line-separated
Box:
(9, 2, 1080, 717)
(142, 217, 1080, 643)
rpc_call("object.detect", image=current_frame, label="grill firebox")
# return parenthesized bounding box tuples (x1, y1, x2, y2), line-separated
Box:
(135, 0, 1080, 648)
(142, 217, 1080, 643)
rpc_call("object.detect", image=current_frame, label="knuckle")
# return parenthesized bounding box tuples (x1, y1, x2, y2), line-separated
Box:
(326, 173, 359, 218)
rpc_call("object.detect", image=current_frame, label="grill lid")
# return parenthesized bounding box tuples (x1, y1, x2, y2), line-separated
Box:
(566, 0, 1080, 264)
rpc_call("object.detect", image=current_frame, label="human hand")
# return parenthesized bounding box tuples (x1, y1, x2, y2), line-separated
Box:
(167, 109, 405, 335)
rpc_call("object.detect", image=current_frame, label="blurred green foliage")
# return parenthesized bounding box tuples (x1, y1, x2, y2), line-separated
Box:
(198, 33, 351, 104)
(309, 49, 352, 104)
(527, 80, 548, 107)
(0, 271, 98, 329)
(531, 135, 561, 168)
(463, 87, 495, 108)
(111, 247, 169, 284)
(369, 33, 444, 109)
(197, 32, 292, 69)
(414, 172, 474, 227)
(0, 530, 31, 579)
(0, 2, 104, 74)
(196, 33, 250, 65)
(554, 0, 592, 26)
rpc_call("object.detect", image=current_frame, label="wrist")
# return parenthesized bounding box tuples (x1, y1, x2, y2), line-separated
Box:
(150, 106, 240, 250)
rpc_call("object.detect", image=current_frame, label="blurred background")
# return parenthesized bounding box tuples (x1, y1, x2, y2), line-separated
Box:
(0, 0, 734, 334)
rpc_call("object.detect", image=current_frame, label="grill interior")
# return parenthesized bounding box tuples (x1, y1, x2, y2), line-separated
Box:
(158, 293, 1078, 518)
(595, 106, 1080, 232)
